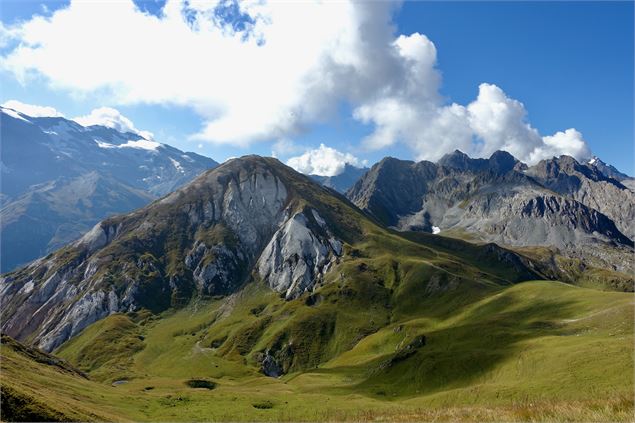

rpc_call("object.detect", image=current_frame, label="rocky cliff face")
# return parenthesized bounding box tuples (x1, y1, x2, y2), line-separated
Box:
(347, 151, 634, 273)
(525, 155, 635, 239)
(348, 157, 438, 228)
(1, 157, 346, 351)
(258, 210, 343, 298)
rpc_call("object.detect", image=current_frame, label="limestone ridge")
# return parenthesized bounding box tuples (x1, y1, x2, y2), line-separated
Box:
(347, 150, 634, 272)
(258, 209, 343, 299)
(1, 157, 346, 351)
(525, 155, 635, 240)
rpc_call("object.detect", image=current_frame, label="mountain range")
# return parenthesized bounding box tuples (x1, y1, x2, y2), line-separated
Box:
(2, 147, 633, 351)
(1, 110, 633, 421)
(1, 154, 632, 421)
(0, 106, 218, 272)
(348, 150, 634, 277)
(0, 155, 561, 354)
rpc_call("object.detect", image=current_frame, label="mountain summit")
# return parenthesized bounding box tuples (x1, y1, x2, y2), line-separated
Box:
(1, 155, 544, 353)
(347, 150, 634, 275)
(1, 155, 632, 422)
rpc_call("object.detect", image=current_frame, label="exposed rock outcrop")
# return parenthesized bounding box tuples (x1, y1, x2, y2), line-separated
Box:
(347, 151, 634, 274)
(1, 157, 346, 351)
(258, 210, 342, 299)
(525, 155, 635, 239)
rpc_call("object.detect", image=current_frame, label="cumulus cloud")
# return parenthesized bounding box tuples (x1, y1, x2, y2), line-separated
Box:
(287, 144, 364, 176)
(73, 107, 154, 139)
(358, 81, 592, 164)
(1, 0, 401, 146)
(271, 138, 303, 158)
(466, 84, 591, 163)
(0, 0, 592, 164)
(1, 99, 64, 117)
(466, 83, 543, 159)
(530, 128, 592, 164)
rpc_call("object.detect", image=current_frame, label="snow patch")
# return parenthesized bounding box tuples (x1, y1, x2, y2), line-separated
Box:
(169, 157, 184, 173)
(119, 139, 162, 151)
(432, 226, 441, 234)
(94, 138, 162, 151)
(95, 140, 116, 149)
(2, 108, 31, 123)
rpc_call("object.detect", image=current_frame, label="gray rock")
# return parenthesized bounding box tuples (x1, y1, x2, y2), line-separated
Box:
(525, 155, 635, 240)
(257, 210, 341, 299)
(1, 156, 345, 351)
(347, 150, 634, 274)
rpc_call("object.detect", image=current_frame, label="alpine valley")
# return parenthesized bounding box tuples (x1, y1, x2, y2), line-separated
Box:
(1, 149, 633, 421)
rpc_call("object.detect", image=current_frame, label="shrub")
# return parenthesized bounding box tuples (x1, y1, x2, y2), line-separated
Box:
(185, 379, 216, 389)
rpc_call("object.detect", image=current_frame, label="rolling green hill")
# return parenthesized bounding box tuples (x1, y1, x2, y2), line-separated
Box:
(2, 279, 632, 422)
(1, 157, 632, 422)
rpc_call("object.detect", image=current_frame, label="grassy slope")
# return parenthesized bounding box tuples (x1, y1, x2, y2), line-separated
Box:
(3, 172, 633, 422)
(0, 336, 130, 422)
(439, 228, 634, 292)
(2, 281, 632, 422)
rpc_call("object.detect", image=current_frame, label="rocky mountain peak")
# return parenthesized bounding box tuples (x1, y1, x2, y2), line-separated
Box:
(488, 150, 518, 174)
(438, 149, 488, 172)
(1, 155, 354, 351)
(530, 155, 607, 183)
(587, 155, 632, 182)
(347, 149, 634, 274)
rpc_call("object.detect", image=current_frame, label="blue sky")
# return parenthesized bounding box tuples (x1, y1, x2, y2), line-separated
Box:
(1, 1, 632, 175)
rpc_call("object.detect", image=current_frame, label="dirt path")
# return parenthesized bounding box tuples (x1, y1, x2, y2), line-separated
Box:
(561, 303, 632, 324)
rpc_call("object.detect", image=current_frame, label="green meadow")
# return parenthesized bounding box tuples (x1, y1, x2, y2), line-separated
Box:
(2, 224, 633, 421)
(2, 279, 632, 422)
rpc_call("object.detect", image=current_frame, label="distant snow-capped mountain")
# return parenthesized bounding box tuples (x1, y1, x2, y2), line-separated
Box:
(1, 106, 218, 272)
(1, 106, 217, 199)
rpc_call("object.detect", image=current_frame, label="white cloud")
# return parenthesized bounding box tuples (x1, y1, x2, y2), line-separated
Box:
(465, 84, 591, 163)
(73, 107, 154, 139)
(271, 138, 303, 158)
(358, 81, 591, 164)
(0, 1, 396, 146)
(530, 128, 592, 164)
(0, 0, 592, 164)
(466, 83, 542, 160)
(287, 144, 363, 176)
(1, 99, 64, 117)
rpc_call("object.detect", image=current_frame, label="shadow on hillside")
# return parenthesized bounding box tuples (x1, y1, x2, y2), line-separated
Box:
(326, 288, 589, 398)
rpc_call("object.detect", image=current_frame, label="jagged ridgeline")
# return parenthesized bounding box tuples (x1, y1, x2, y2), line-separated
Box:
(347, 150, 635, 285)
(2, 156, 540, 357)
(1, 156, 633, 422)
